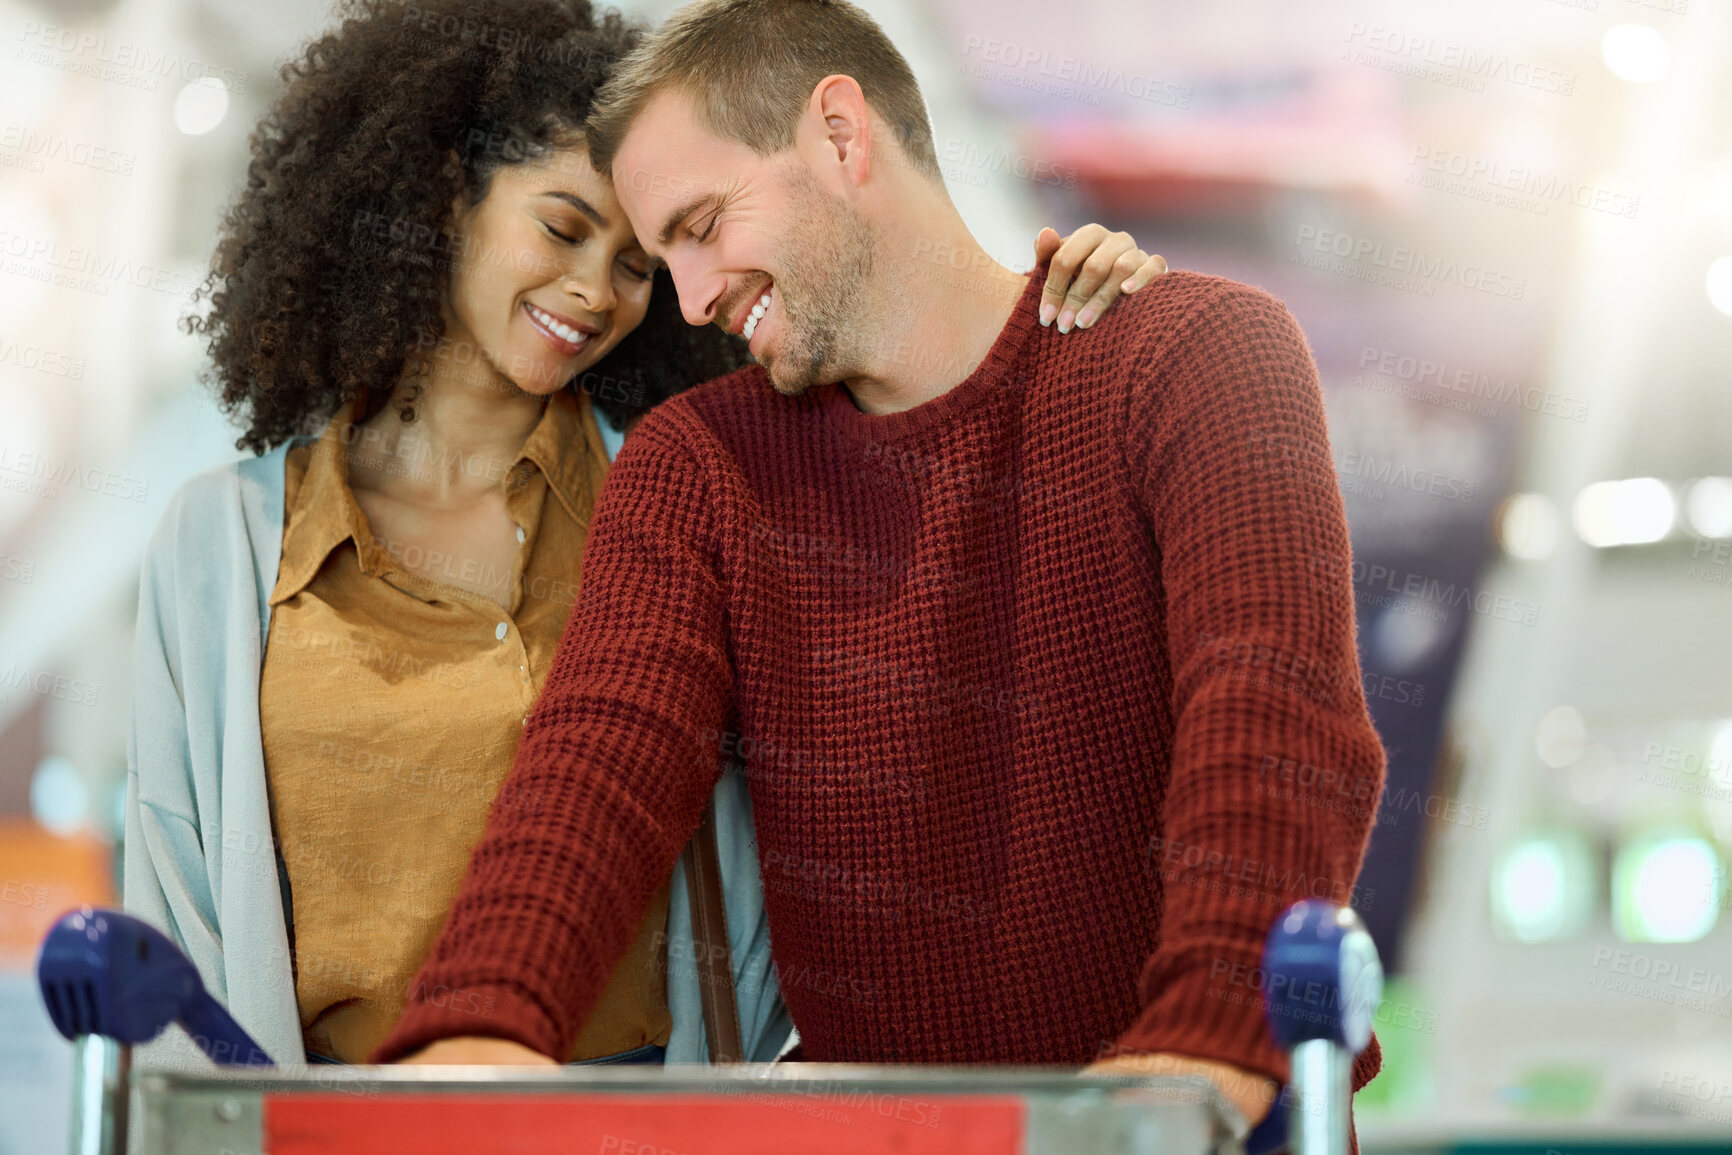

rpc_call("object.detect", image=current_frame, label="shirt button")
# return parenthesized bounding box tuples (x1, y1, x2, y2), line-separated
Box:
(516, 526, 526, 545)
(495, 622, 508, 641)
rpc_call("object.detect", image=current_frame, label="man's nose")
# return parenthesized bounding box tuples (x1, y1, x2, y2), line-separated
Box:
(664, 253, 725, 329)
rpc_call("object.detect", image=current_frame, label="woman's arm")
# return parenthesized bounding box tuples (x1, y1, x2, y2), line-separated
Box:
(124, 488, 235, 1069)
(124, 460, 306, 1069)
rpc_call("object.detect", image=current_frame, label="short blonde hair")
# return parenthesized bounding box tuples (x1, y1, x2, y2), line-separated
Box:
(585, 0, 940, 180)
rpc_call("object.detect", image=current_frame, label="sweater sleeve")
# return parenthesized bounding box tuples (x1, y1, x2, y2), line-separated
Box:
(1111, 283, 1387, 1092)
(371, 411, 733, 1063)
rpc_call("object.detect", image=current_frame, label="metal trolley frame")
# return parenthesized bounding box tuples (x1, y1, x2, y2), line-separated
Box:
(129, 1064, 1248, 1155)
(45, 901, 1382, 1155)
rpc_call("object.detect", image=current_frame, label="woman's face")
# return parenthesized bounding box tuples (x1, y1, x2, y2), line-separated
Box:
(440, 139, 656, 396)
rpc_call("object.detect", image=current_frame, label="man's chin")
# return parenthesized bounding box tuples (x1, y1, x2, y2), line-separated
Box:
(768, 376, 816, 399)
(759, 351, 822, 398)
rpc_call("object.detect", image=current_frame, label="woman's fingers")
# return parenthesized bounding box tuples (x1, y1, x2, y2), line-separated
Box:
(1120, 251, 1169, 294)
(1057, 231, 1139, 331)
(1036, 226, 1170, 332)
(1033, 226, 1064, 268)
(1074, 249, 1170, 331)
(1038, 223, 1108, 328)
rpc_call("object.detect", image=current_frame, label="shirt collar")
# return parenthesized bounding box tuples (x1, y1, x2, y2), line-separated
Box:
(270, 398, 372, 606)
(269, 388, 596, 606)
(518, 385, 595, 526)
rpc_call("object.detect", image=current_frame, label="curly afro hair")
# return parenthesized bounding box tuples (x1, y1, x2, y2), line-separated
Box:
(185, 0, 751, 454)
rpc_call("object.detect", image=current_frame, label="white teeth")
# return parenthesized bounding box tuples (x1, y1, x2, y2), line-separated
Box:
(742, 290, 771, 339)
(529, 304, 586, 347)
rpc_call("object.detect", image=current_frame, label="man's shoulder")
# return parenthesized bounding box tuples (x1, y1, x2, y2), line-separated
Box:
(632, 363, 816, 453)
(1073, 271, 1315, 422)
(679, 362, 779, 416)
(1088, 269, 1297, 354)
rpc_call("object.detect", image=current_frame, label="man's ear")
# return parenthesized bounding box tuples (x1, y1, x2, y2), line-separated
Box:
(803, 74, 873, 192)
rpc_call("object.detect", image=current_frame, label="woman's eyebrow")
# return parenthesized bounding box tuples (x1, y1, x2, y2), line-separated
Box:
(538, 190, 607, 227)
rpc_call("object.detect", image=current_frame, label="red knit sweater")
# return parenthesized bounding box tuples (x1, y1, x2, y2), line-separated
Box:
(374, 269, 1387, 1092)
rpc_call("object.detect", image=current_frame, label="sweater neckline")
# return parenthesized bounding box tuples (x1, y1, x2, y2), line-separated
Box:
(820, 267, 1042, 442)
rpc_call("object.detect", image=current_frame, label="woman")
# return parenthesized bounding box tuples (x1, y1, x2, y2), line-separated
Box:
(123, 0, 1168, 1069)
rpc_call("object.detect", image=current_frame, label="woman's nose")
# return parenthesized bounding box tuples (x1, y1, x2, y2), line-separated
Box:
(561, 258, 616, 316)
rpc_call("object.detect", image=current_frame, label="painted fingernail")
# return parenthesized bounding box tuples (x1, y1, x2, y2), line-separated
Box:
(1076, 307, 1097, 329)
(1057, 308, 1075, 333)
(1039, 302, 1057, 327)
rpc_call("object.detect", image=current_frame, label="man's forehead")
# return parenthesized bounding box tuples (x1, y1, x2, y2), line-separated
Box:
(615, 89, 712, 171)
(611, 91, 746, 252)
(612, 96, 707, 191)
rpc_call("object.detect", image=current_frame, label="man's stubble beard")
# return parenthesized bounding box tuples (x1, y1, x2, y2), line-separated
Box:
(759, 167, 876, 397)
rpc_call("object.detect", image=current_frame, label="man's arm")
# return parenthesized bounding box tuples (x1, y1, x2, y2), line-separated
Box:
(1109, 283, 1387, 1092)
(370, 409, 734, 1063)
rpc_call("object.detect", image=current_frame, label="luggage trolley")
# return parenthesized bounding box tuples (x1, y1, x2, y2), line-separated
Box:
(37, 901, 1380, 1155)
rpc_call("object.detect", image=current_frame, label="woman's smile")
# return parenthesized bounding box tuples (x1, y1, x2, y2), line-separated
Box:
(522, 299, 597, 357)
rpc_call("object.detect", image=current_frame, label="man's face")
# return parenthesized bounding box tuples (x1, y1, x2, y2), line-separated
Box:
(611, 91, 874, 395)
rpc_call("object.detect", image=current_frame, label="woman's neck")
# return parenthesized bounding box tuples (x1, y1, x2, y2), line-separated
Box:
(352, 359, 549, 504)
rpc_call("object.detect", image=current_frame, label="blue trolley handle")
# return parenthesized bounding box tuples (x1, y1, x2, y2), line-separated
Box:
(1244, 901, 1383, 1155)
(37, 907, 276, 1155)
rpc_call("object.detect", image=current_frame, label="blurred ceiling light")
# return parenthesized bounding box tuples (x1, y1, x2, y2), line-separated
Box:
(1614, 833, 1720, 943)
(1536, 705, 1587, 768)
(174, 76, 230, 136)
(30, 755, 89, 836)
(1491, 830, 1594, 943)
(1601, 24, 1671, 84)
(1572, 478, 1675, 547)
(1686, 477, 1732, 537)
(1707, 257, 1732, 317)
(1501, 492, 1560, 560)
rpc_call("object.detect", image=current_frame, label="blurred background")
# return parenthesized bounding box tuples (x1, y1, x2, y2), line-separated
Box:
(1, 0, 1729, 1150)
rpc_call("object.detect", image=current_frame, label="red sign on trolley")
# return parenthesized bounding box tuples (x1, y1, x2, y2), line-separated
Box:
(266, 1092, 1029, 1155)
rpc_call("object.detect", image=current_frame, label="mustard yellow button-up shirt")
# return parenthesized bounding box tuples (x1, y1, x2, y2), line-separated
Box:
(259, 387, 671, 1064)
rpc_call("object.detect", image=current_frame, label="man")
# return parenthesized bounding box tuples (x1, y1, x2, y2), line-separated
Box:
(373, 0, 1386, 1126)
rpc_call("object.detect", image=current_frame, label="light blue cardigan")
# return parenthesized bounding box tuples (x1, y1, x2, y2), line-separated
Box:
(122, 416, 790, 1070)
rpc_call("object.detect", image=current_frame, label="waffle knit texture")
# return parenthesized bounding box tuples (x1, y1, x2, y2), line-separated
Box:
(373, 268, 1388, 1096)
